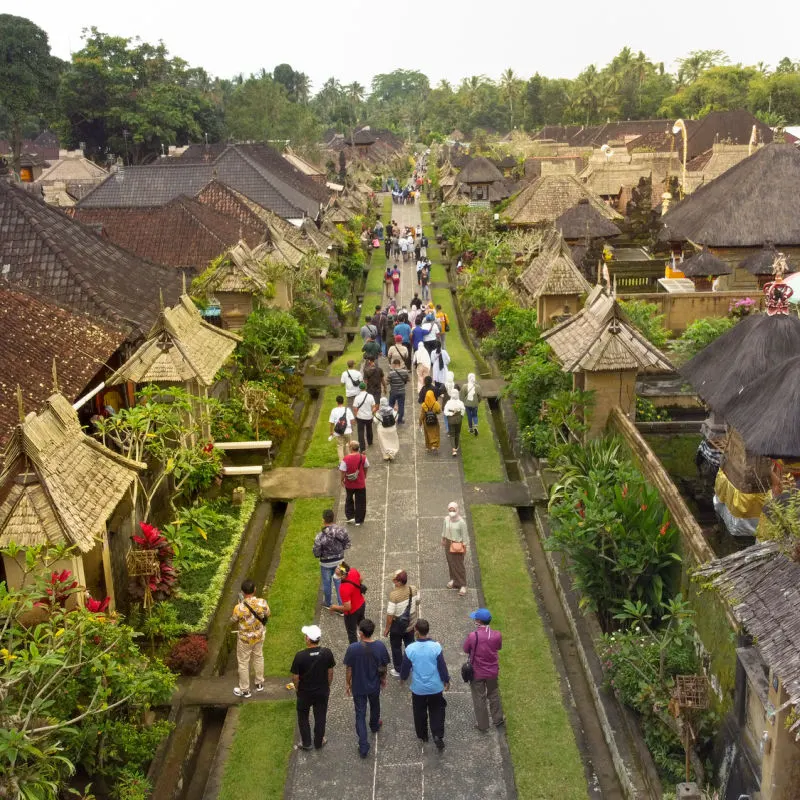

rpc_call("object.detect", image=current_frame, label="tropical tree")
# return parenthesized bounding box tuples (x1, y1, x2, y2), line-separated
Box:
(0, 15, 60, 169)
(675, 49, 729, 85)
(499, 68, 521, 129)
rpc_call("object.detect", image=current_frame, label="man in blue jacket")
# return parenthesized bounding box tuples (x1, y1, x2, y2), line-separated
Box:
(400, 618, 450, 751)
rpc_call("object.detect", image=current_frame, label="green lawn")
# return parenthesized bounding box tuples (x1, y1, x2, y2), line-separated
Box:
(471, 506, 588, 800)
(217, 701, 296, 800)
(430, 284, 474, 378)
(263, 498, 333, 675)
(460, 401, 504, 483)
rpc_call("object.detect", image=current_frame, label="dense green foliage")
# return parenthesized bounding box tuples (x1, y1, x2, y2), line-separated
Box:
(671, 316, 736, 362)
(619, 300, 671, 348)
(0, 547, 175, 798)
(547, 437, 681, 629)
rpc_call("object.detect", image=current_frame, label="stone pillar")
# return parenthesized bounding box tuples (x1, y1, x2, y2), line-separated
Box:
(760, 669, 800, 800)
(675, 783, 701, 800)
(583, 369, 638, 438)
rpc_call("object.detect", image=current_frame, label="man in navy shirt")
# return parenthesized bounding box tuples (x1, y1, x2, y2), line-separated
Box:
(344, 618, 390, 758)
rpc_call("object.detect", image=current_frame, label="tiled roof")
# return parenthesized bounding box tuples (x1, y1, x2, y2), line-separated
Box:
(518, 230, 591, 302)
(0, 394, 144, 552)
(107, 295, 241, 386)
(0, 180, 180, 334)
(72, 196, 265, 271)
(79, 143, 330, 219)
(0, 287, 127, 446)
(542, 288, 673, 373)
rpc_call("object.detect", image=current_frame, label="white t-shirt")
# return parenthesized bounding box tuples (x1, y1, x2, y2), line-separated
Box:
(422, 322, 440, 342)
(352, 391, 375, 420)
(329, 406, 355, 435)
(341, 368, 362, 397)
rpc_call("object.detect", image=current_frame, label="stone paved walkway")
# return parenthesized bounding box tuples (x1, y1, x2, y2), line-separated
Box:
(285, 199, 515, 800)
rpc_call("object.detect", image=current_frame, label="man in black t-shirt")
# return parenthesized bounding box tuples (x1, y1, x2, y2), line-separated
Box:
(291, 624, 336, 750)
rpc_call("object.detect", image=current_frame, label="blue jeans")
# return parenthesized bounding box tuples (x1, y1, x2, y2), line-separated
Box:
(320, 564, 341, 608)
(466, 406, 479, 430)
(389, 392, 405, 423)
(353, 692, 381, 755)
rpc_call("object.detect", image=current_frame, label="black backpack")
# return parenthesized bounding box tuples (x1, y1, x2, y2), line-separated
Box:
(380, 410, 396, 428)
(424, 409, 437, 426)
(333, 410, 348, 435)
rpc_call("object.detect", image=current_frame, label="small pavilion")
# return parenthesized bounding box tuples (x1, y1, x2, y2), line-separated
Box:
(542, 288, 673, 437)
(0, 393, 144, 611)
(678, 247, 732, 291)
(455, 156, 504, 204)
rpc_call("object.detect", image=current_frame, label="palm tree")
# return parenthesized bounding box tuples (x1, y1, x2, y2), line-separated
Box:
(573, 65, 601, 126)
(500, 68, 519, 129)
(346, 82, 365, 148)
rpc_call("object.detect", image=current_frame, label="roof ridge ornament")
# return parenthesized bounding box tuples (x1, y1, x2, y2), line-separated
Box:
(763, 252, 793, 316)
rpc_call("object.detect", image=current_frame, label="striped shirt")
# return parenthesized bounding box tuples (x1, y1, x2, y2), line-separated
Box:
(387, 585, 420, 632)
(387, 366, 409, 396)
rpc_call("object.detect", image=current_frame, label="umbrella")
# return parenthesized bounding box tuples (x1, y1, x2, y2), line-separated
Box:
(781, 272, 800, 304)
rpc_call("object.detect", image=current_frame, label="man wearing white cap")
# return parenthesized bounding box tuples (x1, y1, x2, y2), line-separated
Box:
(291, 624, 336, 750)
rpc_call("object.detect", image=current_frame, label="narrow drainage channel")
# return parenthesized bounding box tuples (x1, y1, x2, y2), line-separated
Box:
(517, 507, 624, 799)
(487, 398, 521, 482)
(173, 501, 288, 800)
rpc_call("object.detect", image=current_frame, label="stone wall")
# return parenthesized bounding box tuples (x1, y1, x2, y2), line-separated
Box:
(617, 290, 765, 333)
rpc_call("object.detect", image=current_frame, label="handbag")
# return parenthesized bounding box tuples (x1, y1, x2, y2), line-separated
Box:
(344, 454, 364, 482)
(389, 587, 413, 636)
(449, 540, 466, 554)
(461, 630, 478, 682)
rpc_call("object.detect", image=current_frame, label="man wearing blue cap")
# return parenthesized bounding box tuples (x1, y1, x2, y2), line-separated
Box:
(463, 608, 504, 731)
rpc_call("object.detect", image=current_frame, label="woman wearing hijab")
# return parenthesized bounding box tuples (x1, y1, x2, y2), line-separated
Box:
(413, 343, 431, 394)
(431, 343, 451, 391)
(374, 397, 399, 461)
(442, 502, 468, 596)
(460, 374, 482, 436)
(418, 389, 441, 452)
(443, 383, 466, 457)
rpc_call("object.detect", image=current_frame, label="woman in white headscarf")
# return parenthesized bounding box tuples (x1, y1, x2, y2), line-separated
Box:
(460, 373, 482, 436)
(374, 397, 399, 461)
(413, 342, 431, 394)
(442, 501, 468, 596)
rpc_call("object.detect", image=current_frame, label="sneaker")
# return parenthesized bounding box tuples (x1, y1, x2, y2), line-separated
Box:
(434, 736, 445, 751)
(459, 587, 467, 597)
(447, 580, 455, 589)
(452, 449, 458, 457)
(494, 717, 506, 727)
(315, 737, 327, 750)
(473, 427, 479, 437)
(346, 518, 356, 523)
(233, 687, 251, 698)
(371, 720, 383, 733)
(389, 668, 400, 678)
(255, 682, 264, 692)
(294, 743, 313, 751)
(355, 522, 362, 527)
(359, 749, 370, 759)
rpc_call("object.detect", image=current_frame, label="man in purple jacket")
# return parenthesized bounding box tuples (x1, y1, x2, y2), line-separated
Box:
(463, 608, 504, 731)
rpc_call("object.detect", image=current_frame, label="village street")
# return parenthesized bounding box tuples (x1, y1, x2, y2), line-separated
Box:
(285, 200, 515, 799)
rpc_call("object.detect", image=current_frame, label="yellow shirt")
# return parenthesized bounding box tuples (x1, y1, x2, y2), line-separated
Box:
(232, 597, 270, 644)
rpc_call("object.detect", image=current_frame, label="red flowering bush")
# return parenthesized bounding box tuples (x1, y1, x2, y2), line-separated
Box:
(86, 595, 111, 613)
(129, 522, 177, 601)
(36, 569, 79, 608)
(469, 308, 495, 338)
(165, 634, 208, 675)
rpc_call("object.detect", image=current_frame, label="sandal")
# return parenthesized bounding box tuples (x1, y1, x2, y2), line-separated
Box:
(459, 587, 467, 596)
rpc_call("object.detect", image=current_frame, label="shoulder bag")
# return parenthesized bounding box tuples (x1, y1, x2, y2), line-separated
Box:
(243, 599, 268, 627)
(447, 519, 466, 554)
(389, 587, 413, 636)
(461, 631, 476, 682)
(361, 641, 387, 677)
(345, 455, 364, 482)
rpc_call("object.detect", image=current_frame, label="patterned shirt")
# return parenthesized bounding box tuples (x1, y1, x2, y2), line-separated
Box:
(232, 596, 270, 644)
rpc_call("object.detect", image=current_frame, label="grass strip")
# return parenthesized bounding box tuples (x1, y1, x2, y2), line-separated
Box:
(460, 401, 504, 483)
(263, 498, 333, 675)
(471, 506, 588, 800)
(217, 701, 296, 800)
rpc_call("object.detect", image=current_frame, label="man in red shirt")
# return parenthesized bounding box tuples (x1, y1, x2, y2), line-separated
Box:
(339, 440, 369, 526)
(329, 561, 366, 643)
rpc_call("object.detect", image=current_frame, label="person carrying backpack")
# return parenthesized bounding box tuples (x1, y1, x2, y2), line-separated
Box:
(313, 509, 351, 609)
(328, 395, 355, 460)
(374, 397, 399, 461)
(329, 560, 366, 643)
(339, 441, 369, 526)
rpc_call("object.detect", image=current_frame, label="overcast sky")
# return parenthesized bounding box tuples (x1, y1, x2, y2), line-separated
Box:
(22, 0, 796, 90)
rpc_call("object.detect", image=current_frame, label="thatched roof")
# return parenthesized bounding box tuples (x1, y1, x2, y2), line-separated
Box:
(695, 541, 800, 737)
(679, 248, 732, 277)
(555, 198, 622, 240)
(659, 144, 800, 246)
(680, 311, 800, 412)
(722, 355, 800, 457)
(107, 295, 241, 387)
(583, 164, 652, 196)
(518, 230, 591, 302)
(740, 243, 780, 275)
(0, 394, 144, 552)
(504, 175, 622, 227)
(542, 288, 673, 373)
(193, 241, 273, 295)
(457, 156, 504, 185)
